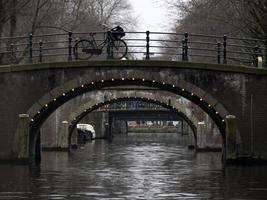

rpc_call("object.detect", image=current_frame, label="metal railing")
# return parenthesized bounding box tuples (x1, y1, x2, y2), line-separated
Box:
(0, 31, 266, 68)
(98, 101, 167, 111)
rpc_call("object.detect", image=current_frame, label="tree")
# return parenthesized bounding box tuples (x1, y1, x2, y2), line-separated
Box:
(0, 0, 33, 63)
(0, 0, 135, 64)
(169, 0, 267, 39)
(164, 0, 266, 65)
(241, 0, 267, 39)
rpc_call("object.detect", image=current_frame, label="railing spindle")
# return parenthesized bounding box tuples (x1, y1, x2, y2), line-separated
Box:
(10, 43, 14, 64)
(265, 40, 267, 68)
(146, 31, 150, 60)
(223, 35, 227, 64)
(28, 33, 33, 63)
(184, 33, 188, 61)
(182, 39, 185, 61)
(254, 46, 259, 68)
(39, 40, 43, 63)
(68, 31, 72, 61)
(217, 42, 221, 64)
(74, 38, 78, 60)
(107, 31, 112, 59)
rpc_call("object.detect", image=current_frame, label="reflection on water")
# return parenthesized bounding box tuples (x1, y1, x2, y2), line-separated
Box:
(0, 134, 267, 199)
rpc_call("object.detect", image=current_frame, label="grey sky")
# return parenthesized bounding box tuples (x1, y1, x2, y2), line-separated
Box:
(128, 0, 175, 32)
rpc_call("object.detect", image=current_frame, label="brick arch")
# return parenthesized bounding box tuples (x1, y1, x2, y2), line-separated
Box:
(24, 70, 229, 159)
(67, 95, 199, 148)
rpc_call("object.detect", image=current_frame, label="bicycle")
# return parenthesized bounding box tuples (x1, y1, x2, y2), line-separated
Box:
(73, 26, 128, 60)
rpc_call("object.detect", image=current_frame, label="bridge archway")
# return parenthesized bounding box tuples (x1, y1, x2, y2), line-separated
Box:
(67, 96, 198, 148)
(25, 69, 229, 160)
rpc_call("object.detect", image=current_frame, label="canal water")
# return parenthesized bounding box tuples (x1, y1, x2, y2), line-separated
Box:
(0, 134, 267, 199)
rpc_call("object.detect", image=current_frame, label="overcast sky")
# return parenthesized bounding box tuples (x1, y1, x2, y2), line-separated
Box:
(128, 0, 175, 32)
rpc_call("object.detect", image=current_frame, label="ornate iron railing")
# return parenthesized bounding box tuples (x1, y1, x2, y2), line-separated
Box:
(0, 31, 266, 68)
(99, 100, 167, 111)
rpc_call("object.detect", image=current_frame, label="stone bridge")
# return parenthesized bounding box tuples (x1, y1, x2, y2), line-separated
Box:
(0, 60, 267, 162)
(67, 95, 197, 148)
(41, 89, 219, 153)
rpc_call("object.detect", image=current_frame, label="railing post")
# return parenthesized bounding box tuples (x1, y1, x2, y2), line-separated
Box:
(106, 31, 112, 59)
(265, 39, 267, 68)
(74, 38, 78, 60)
(254, 46, 259, 68)
(39, 40, 43, 63)
(182, 39, 185, 61)
(28, 33, 33, 63)
(146, 31, 150, 60)
(10, 43, 15, 64)
(223, 35, 227, 64)
(184, 32, 188, 61)
(217, 42, 221, 64)
(68, 31, 72, 61)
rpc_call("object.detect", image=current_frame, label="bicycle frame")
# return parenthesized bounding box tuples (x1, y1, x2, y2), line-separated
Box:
(89, 32, 112, 51)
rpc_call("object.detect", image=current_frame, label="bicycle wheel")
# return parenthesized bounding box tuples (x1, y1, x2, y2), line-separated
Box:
(73, 39, 94, 60)
(111, 39, 128, 59)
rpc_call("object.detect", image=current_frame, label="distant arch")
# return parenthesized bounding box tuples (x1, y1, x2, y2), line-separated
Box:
(67, 96, 198, 148)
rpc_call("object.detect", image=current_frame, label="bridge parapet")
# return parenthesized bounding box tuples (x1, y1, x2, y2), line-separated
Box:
(0, 31, 266, 68)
